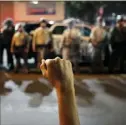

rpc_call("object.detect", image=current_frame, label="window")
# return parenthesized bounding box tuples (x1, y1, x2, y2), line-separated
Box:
(76, 26, 91, 36)
(52, 26, 67, 34)
(83, 27, 91, 36)
(24, 23, 40, 33)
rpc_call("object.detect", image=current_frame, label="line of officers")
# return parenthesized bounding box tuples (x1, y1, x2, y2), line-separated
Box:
(0, 18, 53, 73)
(0, 16, 126, 73)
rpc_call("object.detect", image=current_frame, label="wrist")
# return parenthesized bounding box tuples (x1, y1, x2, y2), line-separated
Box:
(55, 83, 76, 111)
(55, 81, 75, 97)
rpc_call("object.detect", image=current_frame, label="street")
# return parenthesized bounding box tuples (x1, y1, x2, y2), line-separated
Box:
(0, 1, 126, 125)
(1, 73, 126, 125)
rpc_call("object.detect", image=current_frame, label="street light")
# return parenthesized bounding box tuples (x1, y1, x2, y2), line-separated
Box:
(49, 20, 54, 25)
(32, 1, 38, 4)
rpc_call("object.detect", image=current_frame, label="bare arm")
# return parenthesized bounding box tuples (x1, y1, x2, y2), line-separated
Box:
(40, 57, 80, 125)
(56, 83, 80, 125)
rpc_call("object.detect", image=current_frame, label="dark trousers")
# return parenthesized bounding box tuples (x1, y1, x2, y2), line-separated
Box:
(36, 45, 46, 67)
(0, 44, 14, 69)
(14, 46, 28, 70)
(108, 43, 126, 73)
(104, 44, 111, 66)
(91, 47, 104, 73)
(91, 42, 106, 73)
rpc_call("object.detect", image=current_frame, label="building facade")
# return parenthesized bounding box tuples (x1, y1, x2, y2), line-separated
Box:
(0, 1, 65, 24)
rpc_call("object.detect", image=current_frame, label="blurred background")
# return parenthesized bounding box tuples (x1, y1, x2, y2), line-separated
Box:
(0, 1, 126, 24)
(0, 1, 126, 125)
(0, 1, 126, 73)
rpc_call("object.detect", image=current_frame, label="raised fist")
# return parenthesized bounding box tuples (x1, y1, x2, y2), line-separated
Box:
(40, 57, 74, 90)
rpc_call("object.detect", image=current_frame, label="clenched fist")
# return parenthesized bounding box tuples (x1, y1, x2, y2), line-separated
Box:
(40, 57, 74, 90)
(40, 58, 80, 125)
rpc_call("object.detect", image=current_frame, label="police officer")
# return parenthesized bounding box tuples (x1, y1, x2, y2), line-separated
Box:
(11, 23, 30, 73)
(61, 21, 82, 73)
(108, 15, 126, 73)
(90, 16, 107, 73)
(0, 18, 15, 70)
(32, 18, 51, 68)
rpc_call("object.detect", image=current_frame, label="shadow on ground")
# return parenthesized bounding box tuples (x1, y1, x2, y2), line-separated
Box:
(0, 71, 95, 106)
(74, 79, 95, 105)
(1, 70, 126, 108)
(98, 76, 126, 99)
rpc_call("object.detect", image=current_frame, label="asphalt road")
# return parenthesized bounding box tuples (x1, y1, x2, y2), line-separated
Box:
(1, 73, 126, 125)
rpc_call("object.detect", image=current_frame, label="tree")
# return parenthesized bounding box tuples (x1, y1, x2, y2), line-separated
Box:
(65, 1, 103, 23)
(65, 1, 126, 23)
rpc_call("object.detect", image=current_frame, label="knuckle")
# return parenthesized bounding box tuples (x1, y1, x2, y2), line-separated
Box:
(55, 57, 61, 62)
(46, 59, 54, 66)
(61, 59, 65, 62)
(61, 58, 64, 61)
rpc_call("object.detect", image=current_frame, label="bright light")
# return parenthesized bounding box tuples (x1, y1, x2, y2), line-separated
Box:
(49, 21, 54, 25)
(117, 15, 121, 20)
(32, 1, 38, 4)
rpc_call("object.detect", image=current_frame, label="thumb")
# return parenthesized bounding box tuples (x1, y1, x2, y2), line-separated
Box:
(40, 59, 48, 78)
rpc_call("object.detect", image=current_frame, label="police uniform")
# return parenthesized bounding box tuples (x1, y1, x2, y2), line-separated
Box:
(0, 24, 15, 70)
(32, 27, 51, 66)
(108, 26, 126, 73)
(61, 28, 82, 72)
(11, 31, 29, 71)
(90, 26, 107, 73)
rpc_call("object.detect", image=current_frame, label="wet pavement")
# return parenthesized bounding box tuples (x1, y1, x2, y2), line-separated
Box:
(0, 73, 126, 125)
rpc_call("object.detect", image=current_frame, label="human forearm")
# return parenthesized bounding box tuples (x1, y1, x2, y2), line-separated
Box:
(56, 81, 80, 125)
(40, 58, 80, 125)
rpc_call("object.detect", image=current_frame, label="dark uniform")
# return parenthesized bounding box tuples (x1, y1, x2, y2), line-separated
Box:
(0, 23, 15, 70)
(0, 32, 3, 67)
(108, 26, 126, 73)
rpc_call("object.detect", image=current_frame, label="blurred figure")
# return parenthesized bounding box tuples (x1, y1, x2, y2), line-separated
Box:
(11, 23, 30, 73)
(44, 32, 56, 60)
(90, 16, 107, 73)
(61, 21, 82, 73)
(108, 15, 126, 73)
(0, 18, 15, 70)
(32, 18, 52, 68)
(103, 25, 111, 67)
